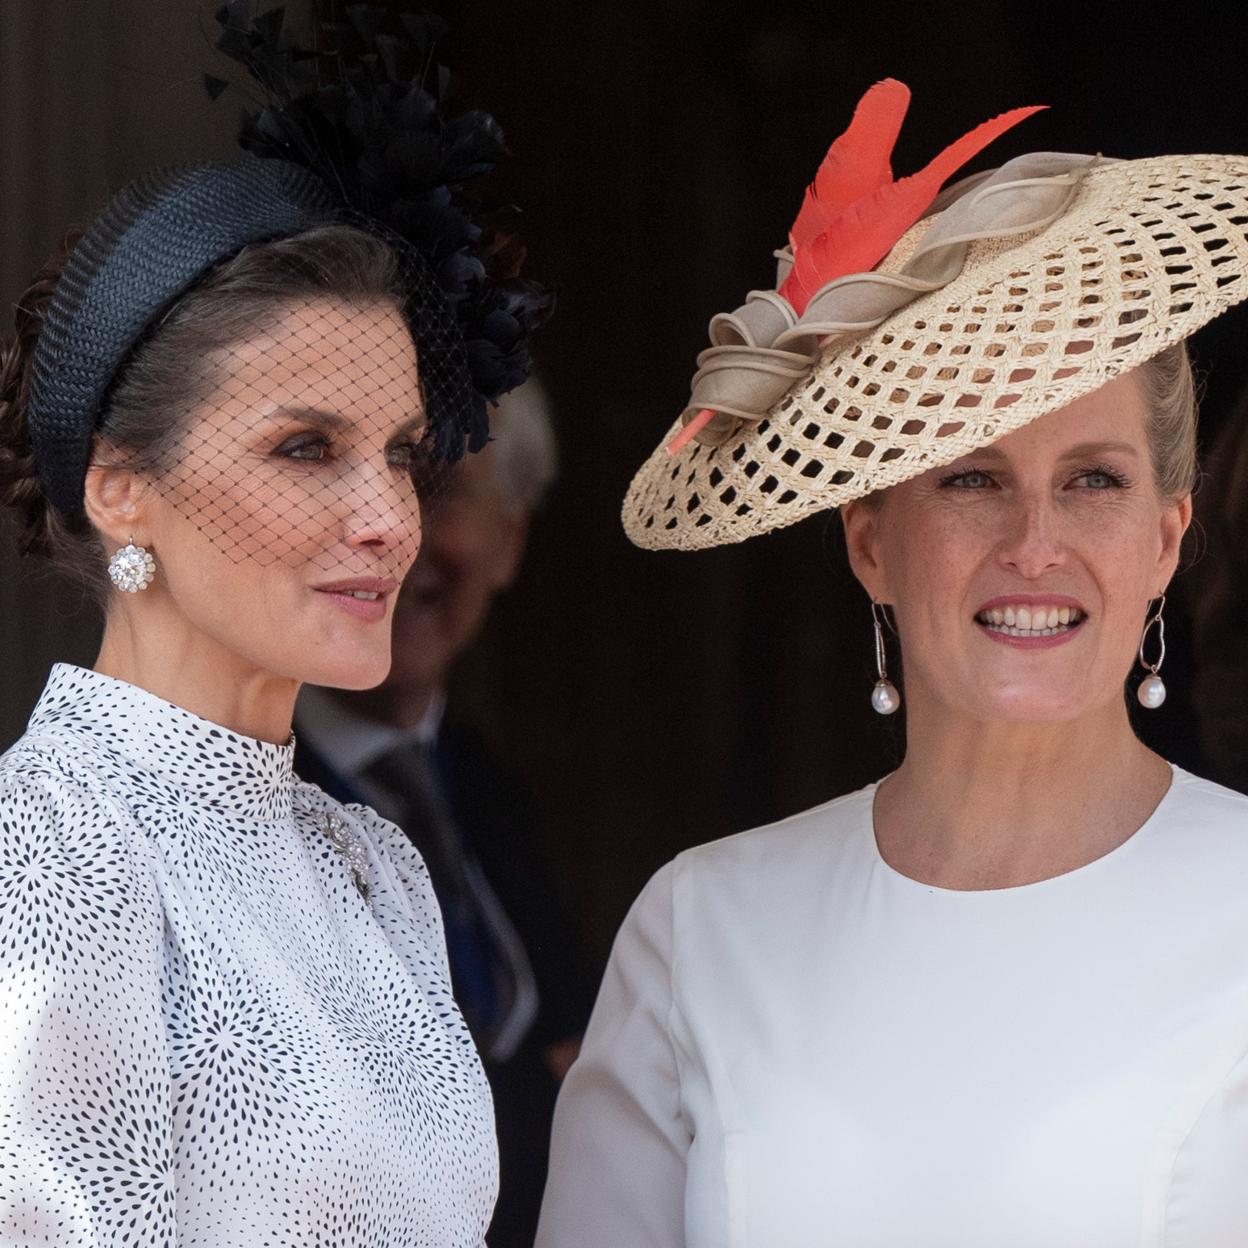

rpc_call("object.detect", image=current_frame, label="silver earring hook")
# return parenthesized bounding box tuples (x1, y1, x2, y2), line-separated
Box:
(1138, 593, 1166, 676)
(871, 602, 890, 679)
(870, 601, 901, 715)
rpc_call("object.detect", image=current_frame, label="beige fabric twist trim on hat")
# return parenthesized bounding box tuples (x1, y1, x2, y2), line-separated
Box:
(624, 153, 1248, 551)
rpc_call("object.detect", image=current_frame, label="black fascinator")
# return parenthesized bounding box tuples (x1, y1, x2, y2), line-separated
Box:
(26, 1, 550, 530)
(208, 1, 553, 452)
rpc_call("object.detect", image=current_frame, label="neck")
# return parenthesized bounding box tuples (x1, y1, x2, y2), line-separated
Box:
(874, 690, 1171, 890)
(94, 607, 298, 745)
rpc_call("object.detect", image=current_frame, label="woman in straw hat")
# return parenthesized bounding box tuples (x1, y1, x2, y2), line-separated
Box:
(537, 81, 1248, 1245)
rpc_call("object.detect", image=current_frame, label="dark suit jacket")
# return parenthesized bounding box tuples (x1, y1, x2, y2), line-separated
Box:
(294, 716, 598, 1248)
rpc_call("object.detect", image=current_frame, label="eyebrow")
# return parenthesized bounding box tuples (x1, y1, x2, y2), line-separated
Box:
(267, 405, 427, 441)
(964, 439, 1142, 465)
(1057, 440, 1141, 461)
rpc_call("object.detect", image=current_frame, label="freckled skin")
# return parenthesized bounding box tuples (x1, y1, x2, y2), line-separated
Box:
(846, 373, 1190, 724)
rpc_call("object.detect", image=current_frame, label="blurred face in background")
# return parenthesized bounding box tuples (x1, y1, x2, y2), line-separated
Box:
(384, 437, 528, 700)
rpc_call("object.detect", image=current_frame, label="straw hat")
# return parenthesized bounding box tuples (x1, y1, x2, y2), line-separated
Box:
(623, 137, 1248, 551)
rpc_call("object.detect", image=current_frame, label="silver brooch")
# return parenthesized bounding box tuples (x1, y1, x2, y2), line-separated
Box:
(320, 812, 370, 904)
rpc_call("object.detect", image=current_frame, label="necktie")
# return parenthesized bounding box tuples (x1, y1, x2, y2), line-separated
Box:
(362, 740, 517, 1053)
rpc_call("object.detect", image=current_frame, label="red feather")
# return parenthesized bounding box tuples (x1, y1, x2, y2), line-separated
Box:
(667, 92, 1046, 456)
(788, 78, 912, 252)
(780, 104, 1045, 315)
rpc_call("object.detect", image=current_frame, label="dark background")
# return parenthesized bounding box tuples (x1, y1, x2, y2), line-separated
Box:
(3, 0, 1247, 953)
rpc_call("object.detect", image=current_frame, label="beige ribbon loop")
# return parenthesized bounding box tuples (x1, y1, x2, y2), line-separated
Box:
(684, 343, 816, 445)
(708, 289, 798, 349)
(677, 151, 1102, 448)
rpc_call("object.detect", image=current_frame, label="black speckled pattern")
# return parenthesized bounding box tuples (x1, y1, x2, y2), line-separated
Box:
(0, 664, 496, 1245)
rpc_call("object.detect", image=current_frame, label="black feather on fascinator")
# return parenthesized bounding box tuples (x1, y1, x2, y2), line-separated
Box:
(207, 1, 553, 452)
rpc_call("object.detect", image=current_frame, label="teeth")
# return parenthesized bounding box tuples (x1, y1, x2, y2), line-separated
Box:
(346, 591, 380, 600)
(977, 605, 1084, 635)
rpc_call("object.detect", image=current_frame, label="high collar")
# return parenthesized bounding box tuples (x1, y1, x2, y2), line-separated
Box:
(28, 663, 296, 822)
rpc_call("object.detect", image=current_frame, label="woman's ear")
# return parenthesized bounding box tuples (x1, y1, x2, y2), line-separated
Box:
(841, 498, 890, 602)
(1157, 492, 1193, 588)
(83, 459, 151, 550)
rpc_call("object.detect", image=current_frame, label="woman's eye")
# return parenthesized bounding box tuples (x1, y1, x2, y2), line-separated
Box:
(277, 436, 331, 462)
(386, 443, 418, 468)
(1074, 468, 1127, 490)
(942, 469, 994, 489)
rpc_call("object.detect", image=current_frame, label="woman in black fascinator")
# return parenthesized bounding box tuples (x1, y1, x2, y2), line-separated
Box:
(0, 6, 547, 1243)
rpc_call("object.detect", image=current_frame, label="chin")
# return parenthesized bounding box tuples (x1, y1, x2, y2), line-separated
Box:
(974, 683, 1098, 722)
(298, 648, 393, 692)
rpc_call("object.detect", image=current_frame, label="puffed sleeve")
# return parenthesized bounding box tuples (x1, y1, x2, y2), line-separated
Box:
(0, 768, 174, 1245)
(536, 860, 691, 1248)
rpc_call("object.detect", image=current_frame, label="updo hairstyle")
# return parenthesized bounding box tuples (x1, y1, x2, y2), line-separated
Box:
(0, 225, 403, 601)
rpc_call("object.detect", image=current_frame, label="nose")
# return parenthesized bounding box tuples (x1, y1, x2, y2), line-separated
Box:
(995, 495, 1066, 579)
(341, 460, 422, 556)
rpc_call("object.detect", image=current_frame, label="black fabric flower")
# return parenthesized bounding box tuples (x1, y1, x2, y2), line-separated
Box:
(208, 2, 553, 450)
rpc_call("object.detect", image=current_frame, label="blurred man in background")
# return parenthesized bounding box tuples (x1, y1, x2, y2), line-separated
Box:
(295, 381, 597, 1247)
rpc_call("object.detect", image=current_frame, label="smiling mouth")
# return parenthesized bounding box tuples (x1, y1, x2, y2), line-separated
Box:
(975, 605, 1086, 638)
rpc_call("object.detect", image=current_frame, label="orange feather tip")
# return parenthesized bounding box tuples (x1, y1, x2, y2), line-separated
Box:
(666, 409, 714, 455)
(788, 78, 914, 252)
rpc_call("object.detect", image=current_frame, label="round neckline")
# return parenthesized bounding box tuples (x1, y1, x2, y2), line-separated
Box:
(866, 762, 1182, 897)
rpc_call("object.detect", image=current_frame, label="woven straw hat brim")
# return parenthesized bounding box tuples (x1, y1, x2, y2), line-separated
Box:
(624, 154, 1248, 551)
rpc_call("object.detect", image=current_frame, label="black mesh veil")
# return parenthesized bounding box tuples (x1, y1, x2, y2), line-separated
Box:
(127, 213, 474, 576)
(27, 160, 480, 576)
(25, 4, 548, 583)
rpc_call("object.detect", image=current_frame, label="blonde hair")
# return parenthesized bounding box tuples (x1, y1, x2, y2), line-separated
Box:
(1136, 342, 1198, 501)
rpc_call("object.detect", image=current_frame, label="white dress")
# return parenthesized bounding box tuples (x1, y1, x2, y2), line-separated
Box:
(537, 767, 1248, 1247)
(0, 664, 496, 1246)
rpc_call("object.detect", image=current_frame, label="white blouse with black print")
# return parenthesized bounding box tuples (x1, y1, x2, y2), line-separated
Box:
(0, 663, 495, 1246)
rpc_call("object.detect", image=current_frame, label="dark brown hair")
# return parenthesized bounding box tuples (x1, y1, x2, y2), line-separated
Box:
(0, 225, 404, 600)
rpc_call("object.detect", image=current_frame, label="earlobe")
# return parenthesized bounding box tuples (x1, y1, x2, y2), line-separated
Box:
(841, 500, 889, 601)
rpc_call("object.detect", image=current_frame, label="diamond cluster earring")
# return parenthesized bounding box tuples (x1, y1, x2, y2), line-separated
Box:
(107, 537, 156, 593)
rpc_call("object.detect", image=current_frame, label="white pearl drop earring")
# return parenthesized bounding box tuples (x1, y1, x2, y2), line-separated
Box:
(871, 601, 901, 715)
(1136, 594, 1167, 709)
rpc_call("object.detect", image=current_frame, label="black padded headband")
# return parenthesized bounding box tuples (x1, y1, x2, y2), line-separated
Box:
(27, 157, 341, 514)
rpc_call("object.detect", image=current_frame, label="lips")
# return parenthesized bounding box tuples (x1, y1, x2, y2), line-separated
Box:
(314, 577, 398, 597)
(313, 577, 398, 622)
(973, 595, 1088, 646)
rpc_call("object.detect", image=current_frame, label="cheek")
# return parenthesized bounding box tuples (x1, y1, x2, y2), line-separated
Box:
(879, 505, 990, 611)
(424, 517, 489, 577)
(164, 455, 336, 564)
